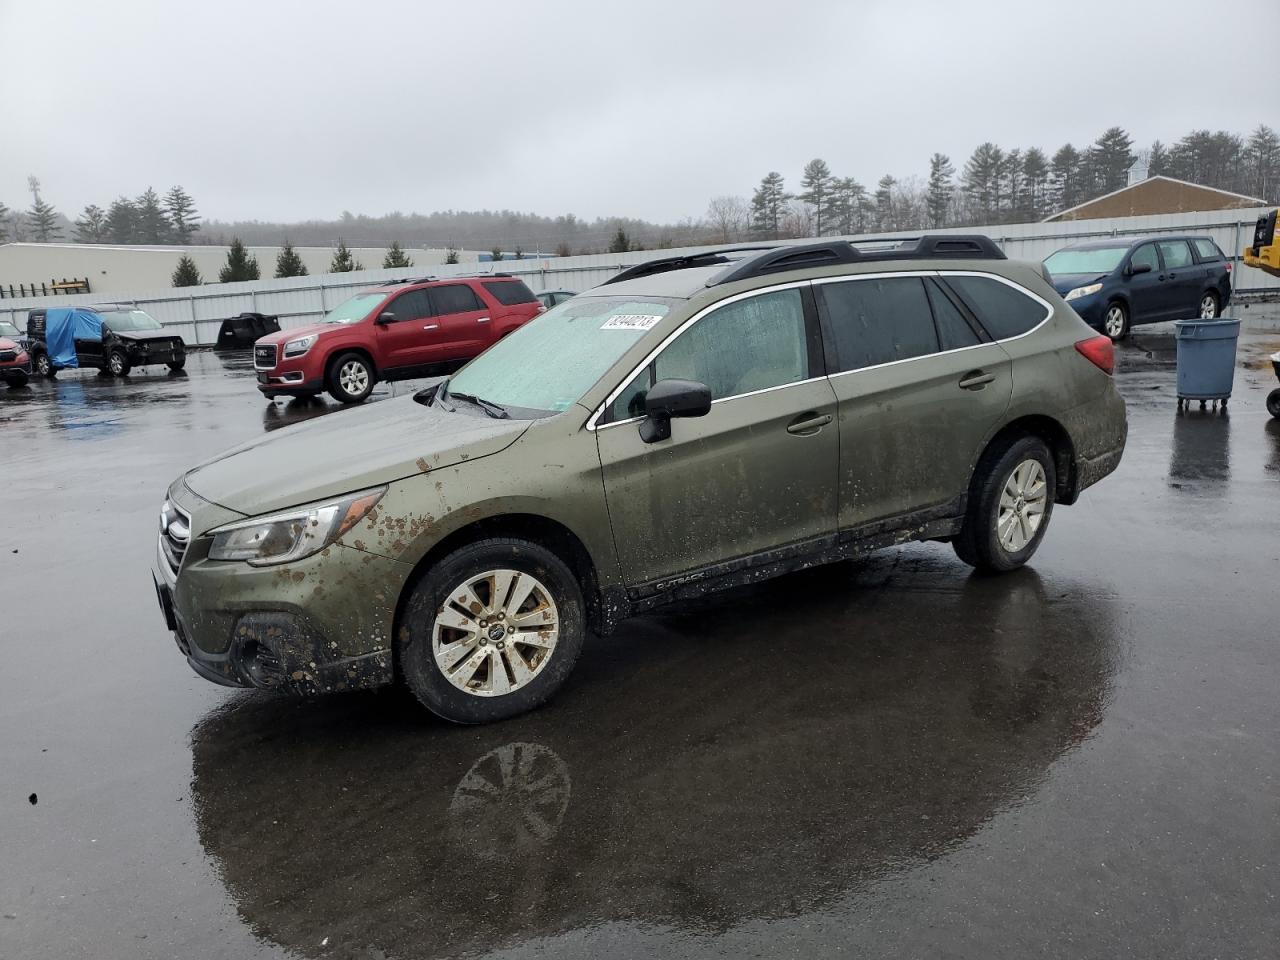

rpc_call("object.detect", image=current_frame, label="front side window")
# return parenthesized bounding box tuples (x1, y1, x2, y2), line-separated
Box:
(389, 290, 431, 321)
(944, 275, 1048, 341)
(1158, 240, 1193, 269)
(430, 284, 484, 315)
(1130, 243, 1160, 272)
(447, 296, 675, 414)
(819, 276, 937, 372)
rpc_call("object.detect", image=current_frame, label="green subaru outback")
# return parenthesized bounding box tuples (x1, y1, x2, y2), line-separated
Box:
(154, 237, 1127, 723)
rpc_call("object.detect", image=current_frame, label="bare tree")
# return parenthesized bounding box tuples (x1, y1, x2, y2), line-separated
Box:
(704, 196, 749, 243)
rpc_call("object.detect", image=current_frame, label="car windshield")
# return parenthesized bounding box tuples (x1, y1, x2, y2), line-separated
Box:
(0, 320, 20, 338)
(445, 296, 676, 414)
(322, 293, 386, 324)
(1044, 247, 1128, 275)
(99, 309, 163, 331)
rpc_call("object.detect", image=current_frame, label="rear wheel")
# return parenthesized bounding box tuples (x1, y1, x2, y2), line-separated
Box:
(327, 352, 374, 403)
(1103, 301, 1129, 340)
(398, 538, 586, 724)
(1267, 388, 1280, 419)
(167, 357, 186, 371)
(1198, 291, 1219, 319)
(107, 351, 131, 376)
(954, 435, 1056, 573)
(35, 353, 54, 378)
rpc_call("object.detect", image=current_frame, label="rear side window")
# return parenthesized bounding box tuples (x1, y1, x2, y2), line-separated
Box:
(944, 275, 1048, 341)
(429, 284, 484, 315)
(482, 280, 538, 306)
(1192, 238, 1222, 261)
(1158, 241, 1193, 269)
(924, 279, 982, 352)
(818, 276, 937, 372)
(389, 290, 431, 321)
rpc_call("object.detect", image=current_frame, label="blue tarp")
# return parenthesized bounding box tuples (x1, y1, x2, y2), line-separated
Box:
(45, 308, 102, 368)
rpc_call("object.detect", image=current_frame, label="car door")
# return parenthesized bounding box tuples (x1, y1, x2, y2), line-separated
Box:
(426, 283, 491, 361)
(596, 284, 839, 589)
(1156, 240, 1199, 320)
(74, 311, 105, 367)
(1122, 242, 1165, 325)
(374, 289, 433, 370)
(818, 273, 1014, 529)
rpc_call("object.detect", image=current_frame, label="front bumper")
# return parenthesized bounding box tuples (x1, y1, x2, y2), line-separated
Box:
(1, 357, 32, 380)
(256, 372, 325, 397)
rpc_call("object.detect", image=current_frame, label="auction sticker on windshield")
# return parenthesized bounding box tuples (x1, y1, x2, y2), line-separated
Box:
(600, 314, 663, 331)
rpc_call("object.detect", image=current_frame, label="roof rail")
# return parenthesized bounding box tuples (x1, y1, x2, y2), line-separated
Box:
(381, 275, 437, 286)
(707, 234, 1005, 286)
(601, 246, 777, 286)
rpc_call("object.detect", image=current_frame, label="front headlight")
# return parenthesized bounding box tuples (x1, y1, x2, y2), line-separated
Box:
(283, 335, 317, 358)
(208, 486, 386, 566)
(1064, 283, 1103, 302)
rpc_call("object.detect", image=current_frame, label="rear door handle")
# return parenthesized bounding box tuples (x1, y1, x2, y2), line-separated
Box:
(786, 412, 833, 435)
(958, 370, 995, 390)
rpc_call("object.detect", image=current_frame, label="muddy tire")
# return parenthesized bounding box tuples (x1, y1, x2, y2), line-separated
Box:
(1268, 388, 1280, 420)
(34, 352, 54, 378)
(107, 350, 131, 377)
(954, 434, 1056, 573)
(398, 538, 585, 724)
(327, 352, 375, 404)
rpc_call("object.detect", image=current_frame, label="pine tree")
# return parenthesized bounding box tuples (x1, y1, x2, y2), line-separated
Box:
(1089, 127, 1135, 194)
(74, 204, 108, 243)
(106, 197, 138, 244)
(444, 245, 460, 264)
(164, 186, 200, 243)
(1021, 148, 1050, 220)
(553, 242, 571, 258)
(329, 239, 363, 272)
(275, 240, 308, 277)
(513, 246, 524, 260)
(1050, 144, 1083, 212)
(1147, 140, 1168, 177)
(926, 153, 954, 227)
(963, 143, 1003, 222)
(0, 201, 8, 243)
(219, 238, 260, 282)
(172, 255, 202, 287)
(798, 158, 835, 236)
(1243, 124, 1280, 200)
(382, 241, 413, 268)
(608, 227, 630, 253)
(874, 175, 896, 230)
(749, 172, 791, 239)
(135, 187, 169, 244)
(26, 176, 61, 241)
(1000, 148, 1023, 221)
(490, 246, 505, 262)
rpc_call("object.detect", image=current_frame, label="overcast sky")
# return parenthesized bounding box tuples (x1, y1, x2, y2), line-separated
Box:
(3, 0, 1276, 226)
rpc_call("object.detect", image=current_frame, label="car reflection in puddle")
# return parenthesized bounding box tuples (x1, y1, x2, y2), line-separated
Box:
(190, 553, 1119, 959)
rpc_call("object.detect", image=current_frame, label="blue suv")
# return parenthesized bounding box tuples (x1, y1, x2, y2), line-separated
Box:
(1044, 236, 1232, 340)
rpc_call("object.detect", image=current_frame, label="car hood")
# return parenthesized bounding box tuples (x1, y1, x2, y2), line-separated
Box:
(0, 336, 21, 352)
(114, 328, 184, 342)
(256, 322, 341, 346)
(183, 394, 531, 516)
(1048, 272, 1107, 295)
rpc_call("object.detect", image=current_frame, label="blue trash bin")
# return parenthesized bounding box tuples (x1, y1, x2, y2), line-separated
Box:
(1174, 318, 1240, 407)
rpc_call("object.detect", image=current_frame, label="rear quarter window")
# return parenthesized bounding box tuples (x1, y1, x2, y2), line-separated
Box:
(482, 280, 538, 306)
(943, 275, 1048, 341)
(1192, 239, 1223, 262)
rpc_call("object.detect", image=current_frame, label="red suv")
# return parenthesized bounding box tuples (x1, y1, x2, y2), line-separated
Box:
(254, 275, 544, 403)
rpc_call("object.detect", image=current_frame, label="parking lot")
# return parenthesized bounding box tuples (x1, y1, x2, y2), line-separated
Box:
(2, 310, 1279, 959)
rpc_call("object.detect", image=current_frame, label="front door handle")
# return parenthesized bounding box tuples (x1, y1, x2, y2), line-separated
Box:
(422, 324, 439, 330)
(786, 412, 833, 435)
(958, 370, 995, 390)
(476, 316, 490, 323)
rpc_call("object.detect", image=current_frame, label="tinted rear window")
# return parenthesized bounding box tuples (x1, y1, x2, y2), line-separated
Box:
(483, 280, 538, 306)
(1192, 238, 1223, 261)
(944, 275, 1048, 340)
(429, 284, 484, 314)
(818, 276, 938, 373)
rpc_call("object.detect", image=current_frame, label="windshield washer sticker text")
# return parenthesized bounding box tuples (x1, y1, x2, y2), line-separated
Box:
(600, 314, 663, 331)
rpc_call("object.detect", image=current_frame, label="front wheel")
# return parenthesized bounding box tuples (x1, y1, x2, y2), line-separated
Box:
(35, 353, 54, 378)
(167, 357, 186, 372)
(1103, 301, 1129, 340)
(398, 538, 586, 723)
(1267, 388, 1280, 420)
(954, 435, 1056, 573)
(6, 372, 28, 388)
(1198, 291, 1220, 319)
(107, 351, 131, 377)
(327, 352, 375, 403)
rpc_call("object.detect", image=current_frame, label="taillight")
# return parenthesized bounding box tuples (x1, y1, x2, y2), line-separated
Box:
(1225, 261, 1232, 273)
(1075, 335, 1114, 375)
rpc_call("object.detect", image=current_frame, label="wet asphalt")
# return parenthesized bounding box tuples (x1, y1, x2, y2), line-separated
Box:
(2, 311, 1279, 960)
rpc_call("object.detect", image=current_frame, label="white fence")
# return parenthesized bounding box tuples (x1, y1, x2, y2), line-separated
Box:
(2, 206, 1274, 346)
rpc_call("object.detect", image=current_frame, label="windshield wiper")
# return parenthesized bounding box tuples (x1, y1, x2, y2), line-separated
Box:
(448, 390, 510, 419)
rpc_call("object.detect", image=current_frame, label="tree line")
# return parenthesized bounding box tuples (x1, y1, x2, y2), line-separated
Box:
(0, 179, 201, 245)
(170, 238, 439, 286)
(723, 124, 1279, 242)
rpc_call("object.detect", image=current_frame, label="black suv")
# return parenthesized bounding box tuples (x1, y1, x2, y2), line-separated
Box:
(28, 305, 186, 377)
(1043, 235, 1232, 340)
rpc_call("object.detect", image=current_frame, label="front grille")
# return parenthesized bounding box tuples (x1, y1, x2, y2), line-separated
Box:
(254, 344, 277, 369)
(160, 500, 192, 579)
(0, 350, 16, 362)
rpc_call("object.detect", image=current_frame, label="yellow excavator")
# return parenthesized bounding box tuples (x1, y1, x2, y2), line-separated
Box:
(1245, 211, 1280, 417)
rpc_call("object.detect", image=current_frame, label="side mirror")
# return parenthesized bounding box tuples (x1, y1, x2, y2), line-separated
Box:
(375, 311, 396, 325)
(1128, 262, 1152, 276)
(638, 378, 712, 443)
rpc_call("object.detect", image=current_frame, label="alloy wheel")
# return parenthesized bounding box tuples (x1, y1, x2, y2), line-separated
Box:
(338, 359, 369, 396)
(1199, 295, 1217, 319)
(108, 354, 124, 375)
(996, 459, 1048, 553)
(1104, 305, 1126, 339)
(432, 568, 560, 697)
